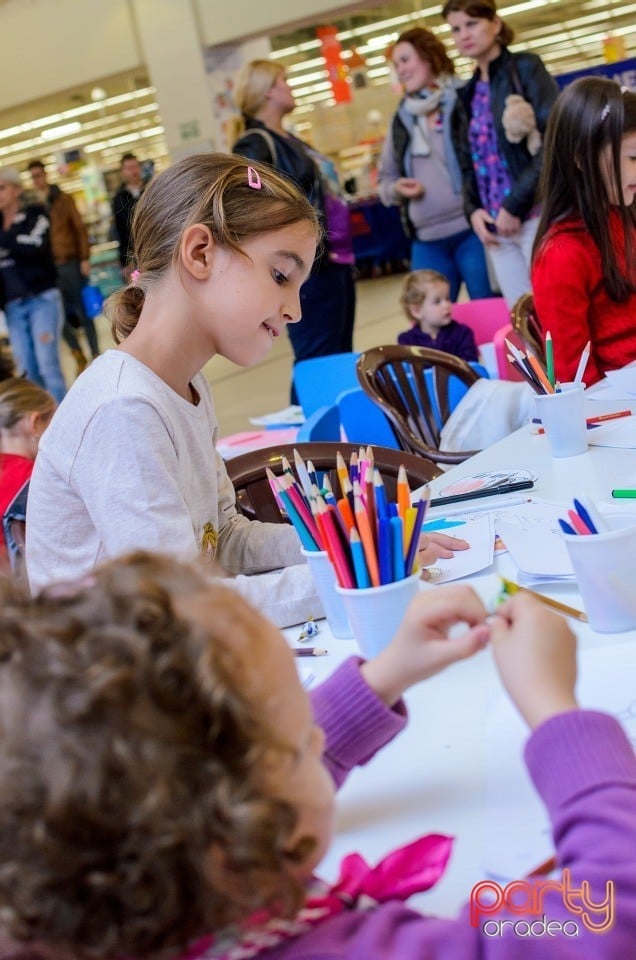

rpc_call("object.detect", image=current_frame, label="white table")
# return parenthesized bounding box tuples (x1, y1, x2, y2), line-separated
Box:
(287, 421, 636, 919)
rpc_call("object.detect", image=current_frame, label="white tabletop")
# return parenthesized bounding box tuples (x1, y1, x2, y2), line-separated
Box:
(288, 416, 636, 919)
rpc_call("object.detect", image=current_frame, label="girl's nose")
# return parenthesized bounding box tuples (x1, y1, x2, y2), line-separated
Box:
(283, 292, 303, 325)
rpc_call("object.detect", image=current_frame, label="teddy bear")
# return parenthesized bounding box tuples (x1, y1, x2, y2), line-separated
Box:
(501, 93, 542, 155)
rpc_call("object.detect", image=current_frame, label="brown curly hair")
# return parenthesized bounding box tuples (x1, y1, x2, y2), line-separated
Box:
(389, 26, 455, 77)
(0, 553, 309, 957)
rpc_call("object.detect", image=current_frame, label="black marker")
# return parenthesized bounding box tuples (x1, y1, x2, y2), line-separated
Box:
(429, 479, 534, 508)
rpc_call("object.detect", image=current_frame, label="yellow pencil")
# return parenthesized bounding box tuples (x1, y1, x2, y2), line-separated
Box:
(500, 578, 588, 622)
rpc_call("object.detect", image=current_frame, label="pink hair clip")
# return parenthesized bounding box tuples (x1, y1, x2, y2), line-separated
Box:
(131, 269, 141, 284)
(247, 166, 262, 190)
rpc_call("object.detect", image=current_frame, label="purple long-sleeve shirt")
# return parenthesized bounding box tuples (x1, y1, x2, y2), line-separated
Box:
(398, 320, 479, 363)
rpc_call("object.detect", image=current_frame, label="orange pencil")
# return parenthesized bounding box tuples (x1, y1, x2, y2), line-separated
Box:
(397, 464, 411, 520)
(526, 351, 554, 394)
(354, 494, 380, 587)
(337, 496, 356, 532)
(336, 451, 349, 499)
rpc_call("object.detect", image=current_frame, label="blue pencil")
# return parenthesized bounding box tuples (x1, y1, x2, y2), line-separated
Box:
(378, 517, 393, 585)
(572, 497, 599, 534)
(558, 518, 577, 536)
(390, 516, 405, 581)
(350, 528, 371, 588)
(405, 495, 429, 575)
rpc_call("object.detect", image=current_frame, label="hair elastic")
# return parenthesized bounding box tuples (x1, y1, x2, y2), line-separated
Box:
(247, 166, 262, 190)
(130, 269, 141, 284)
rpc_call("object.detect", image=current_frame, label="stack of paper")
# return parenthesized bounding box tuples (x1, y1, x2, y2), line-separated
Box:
(495, 500, 574, 581)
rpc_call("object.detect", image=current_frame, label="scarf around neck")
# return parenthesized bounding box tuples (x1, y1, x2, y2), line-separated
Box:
(403, 77, 451, 157)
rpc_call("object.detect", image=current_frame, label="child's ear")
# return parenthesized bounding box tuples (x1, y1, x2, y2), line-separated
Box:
(181, 223, 215, 280)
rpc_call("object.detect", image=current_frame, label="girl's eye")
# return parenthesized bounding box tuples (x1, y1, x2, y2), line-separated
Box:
(273, 270, 288, 285)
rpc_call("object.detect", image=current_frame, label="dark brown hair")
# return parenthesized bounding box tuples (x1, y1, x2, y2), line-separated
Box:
(442, 0, 514, 47)
(390, 26, 455, 77)
(533, 78, 636, 302)
(0, 553, 309, 957)
(105, 153, 320, 343)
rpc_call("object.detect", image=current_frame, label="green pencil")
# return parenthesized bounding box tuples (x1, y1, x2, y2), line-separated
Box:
(545, 331, 555, 386)
(611, 489, 636, 499)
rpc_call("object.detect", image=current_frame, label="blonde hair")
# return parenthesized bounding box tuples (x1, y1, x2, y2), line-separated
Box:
(0, 378, 55, 440)
(105, 153, 319, 343)
(400, 269, 450, 320)
(235, 59, 285, 118)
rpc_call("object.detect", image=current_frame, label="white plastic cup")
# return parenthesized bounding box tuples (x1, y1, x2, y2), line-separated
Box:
(301, 548, 353, 639)
(335, 571, 421, 658)
(563, 513, 636, 633)
(534, 385, 587, 457)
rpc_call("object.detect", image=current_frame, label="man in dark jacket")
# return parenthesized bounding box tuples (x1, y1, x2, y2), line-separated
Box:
(28, 160, 99, 372)
(0, 166, 66, 401)
(111, 153, 143, 281)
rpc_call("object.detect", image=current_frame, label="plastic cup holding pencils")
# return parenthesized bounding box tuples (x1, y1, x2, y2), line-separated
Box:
(562, 512, 636, 633)
(300, 548, 353, 639)
(335, 571, 421, 659)
(534, 384, 587, 457)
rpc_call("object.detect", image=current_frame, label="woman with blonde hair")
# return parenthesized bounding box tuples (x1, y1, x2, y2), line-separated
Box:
(233, 60, 356, 400)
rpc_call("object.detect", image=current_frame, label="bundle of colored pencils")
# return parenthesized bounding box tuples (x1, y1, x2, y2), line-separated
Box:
(505, 336, 555, 394)
(266, 447, 429, 589)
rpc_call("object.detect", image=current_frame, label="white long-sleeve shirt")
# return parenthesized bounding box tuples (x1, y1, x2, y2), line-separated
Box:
(26, 350, 320, 627)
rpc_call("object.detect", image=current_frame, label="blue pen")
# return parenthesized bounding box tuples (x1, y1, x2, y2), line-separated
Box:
(390, 516, 405, 581)
(558, 518, 577, 536)
(572, 498, 598, 534)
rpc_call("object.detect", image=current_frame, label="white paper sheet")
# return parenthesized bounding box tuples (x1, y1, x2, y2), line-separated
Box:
(495, 500, 574, 578)
(586, 416, 636, 448)
(425, 513, 495, 583)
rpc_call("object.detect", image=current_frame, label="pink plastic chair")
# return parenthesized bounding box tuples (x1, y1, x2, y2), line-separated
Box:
(452, 297, 512, 379)
(493, 323, 526, 381)
(451, 297, 511, 345)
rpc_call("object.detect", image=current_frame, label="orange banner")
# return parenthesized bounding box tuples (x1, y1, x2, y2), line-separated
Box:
(317, 25, 352, 104)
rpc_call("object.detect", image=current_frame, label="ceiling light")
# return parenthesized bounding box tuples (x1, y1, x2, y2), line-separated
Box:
(40, 121, 82, 140)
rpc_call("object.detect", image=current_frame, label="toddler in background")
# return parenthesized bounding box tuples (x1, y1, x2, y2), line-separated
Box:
(0, 550, 634, 959)
(398, 268, 479, 362)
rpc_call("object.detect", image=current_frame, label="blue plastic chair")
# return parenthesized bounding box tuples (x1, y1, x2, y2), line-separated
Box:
(292, 352, 361, 418)
(337, 388, 399, 449)
(296, 404, 341, 442)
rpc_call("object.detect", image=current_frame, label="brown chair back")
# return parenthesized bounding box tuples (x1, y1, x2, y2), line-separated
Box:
(225, 441, 441, 523)
(511, 293, 545, 363)
(356, 345, 482, 465)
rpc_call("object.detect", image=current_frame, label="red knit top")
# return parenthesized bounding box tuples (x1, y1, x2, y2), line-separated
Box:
(0, 453, 33, 565)
(531, 211, 636, 386)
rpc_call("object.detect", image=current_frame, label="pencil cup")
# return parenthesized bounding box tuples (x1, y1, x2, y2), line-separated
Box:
(335, 571, 421, 658)
(534, 385, 587, 458)
(563, 513, 636, 633)
(301, 549, 353, 639)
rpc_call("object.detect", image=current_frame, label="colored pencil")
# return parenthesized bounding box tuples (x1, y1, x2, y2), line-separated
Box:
(373, 468, 389, 519)
(526, 351, 554, 394)
(397, 464, 410, 520)
(314, 499, 354, 588)
(336, 496, 356, 533)
(293, 448, 313, 503)
(567, 509, 592, 536)
(294, 647, 328, 657)
(349, 528, 371, 588)
(354, 494, 380, 587)
(573, 341, 591, 385)
(572, 497, 600, 535)
(336, 451, 349, 500)
(545, 331, 554, 387)
(378, 516, 393, 585)
(558, 518, 577, 536)
(500, 578, 588, 622)
(390, 515, 405, 581)
(404, 494, 429, 574)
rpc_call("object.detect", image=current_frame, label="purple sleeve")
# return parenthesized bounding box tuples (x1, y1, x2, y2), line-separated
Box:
(398, 328, 417, 346)
(455, 323, 479, 363)
(276, 710, 636, 959)
(310, 656, 407, 789)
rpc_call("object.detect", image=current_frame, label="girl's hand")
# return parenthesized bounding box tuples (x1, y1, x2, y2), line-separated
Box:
(361, 585, 489, 705)
(494, 208, 522, 237)
(489, 595, 578, 729)
(470, 208, 499, 245)
(418, 531, 469, 579)
(394, 177, 425, 199)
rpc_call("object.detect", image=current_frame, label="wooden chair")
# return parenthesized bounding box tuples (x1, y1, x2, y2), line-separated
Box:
(510, 292, 545, 363)
(225, 441, 441, 523)
(356, 345, 483, 465)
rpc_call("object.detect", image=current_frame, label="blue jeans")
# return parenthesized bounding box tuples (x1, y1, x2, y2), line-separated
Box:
(4, 288, 67, 401)
(411, 228, 494, 301)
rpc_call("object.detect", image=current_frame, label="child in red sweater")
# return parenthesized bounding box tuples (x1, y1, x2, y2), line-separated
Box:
(532, 78, 636, 386)
(0, 375, 55, 569)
